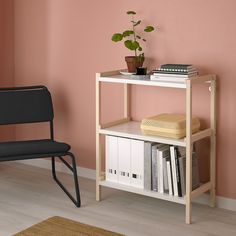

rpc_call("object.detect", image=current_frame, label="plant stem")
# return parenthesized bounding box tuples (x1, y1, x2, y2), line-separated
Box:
(132, 17, 137, 57)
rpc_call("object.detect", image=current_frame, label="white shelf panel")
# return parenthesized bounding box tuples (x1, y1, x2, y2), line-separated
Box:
(98, 74, 187, 89)
(99, 121, 187, 147)
(99, 180, 185, 205)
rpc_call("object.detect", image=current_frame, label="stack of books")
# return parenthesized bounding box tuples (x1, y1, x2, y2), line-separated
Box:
(146, 143, 200, 197)
(150, 64, 198, 83)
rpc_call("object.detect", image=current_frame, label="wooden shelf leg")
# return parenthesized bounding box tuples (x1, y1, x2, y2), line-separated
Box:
(96, 181, 101, 201)
(186, 80, 193, 224)
(210, 77, 216, 207)
(96, 77, 101, 201)
(96, 133, 102, 201)
(124, 83, 130, 119)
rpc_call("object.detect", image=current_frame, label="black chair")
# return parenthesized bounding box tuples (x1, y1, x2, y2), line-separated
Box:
(0, 85, 81, 207)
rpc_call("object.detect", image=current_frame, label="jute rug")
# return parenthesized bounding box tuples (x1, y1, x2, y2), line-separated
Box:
(14, 216, 125, 236)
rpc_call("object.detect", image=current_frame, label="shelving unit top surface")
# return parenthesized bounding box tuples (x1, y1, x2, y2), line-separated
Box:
(97, 72, 215, 89)
(98, 74, 187, 88)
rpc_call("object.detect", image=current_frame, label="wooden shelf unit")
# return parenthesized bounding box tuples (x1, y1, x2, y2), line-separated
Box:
(96, 70, 216, 224)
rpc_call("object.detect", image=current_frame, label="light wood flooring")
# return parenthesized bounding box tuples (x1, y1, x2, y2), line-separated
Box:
(0, 162, 236, 236)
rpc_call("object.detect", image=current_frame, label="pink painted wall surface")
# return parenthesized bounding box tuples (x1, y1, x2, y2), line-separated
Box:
(0, 0, 15, 140)
(13, 0, 236, 199)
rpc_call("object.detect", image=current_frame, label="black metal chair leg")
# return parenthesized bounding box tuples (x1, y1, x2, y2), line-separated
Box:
(51, 154, 81, 207)
(51, 156, 56, 179)
(70, 153, 81, 207)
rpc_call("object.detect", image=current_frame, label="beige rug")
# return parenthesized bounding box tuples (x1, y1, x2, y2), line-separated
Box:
(14, 216, 125, 236)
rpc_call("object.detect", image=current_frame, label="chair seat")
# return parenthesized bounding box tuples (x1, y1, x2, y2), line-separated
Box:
(0, 139, 70, 158)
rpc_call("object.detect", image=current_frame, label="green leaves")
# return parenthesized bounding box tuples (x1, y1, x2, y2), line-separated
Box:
(134, 20, 141, 27)
(122, 30, 134, 37)
(127, 11, 136, 15)
(144, 26, 154, 32)
(124, 40, 140, 51)
(111, 33, 123, 42)
(111, 10, 155, 57)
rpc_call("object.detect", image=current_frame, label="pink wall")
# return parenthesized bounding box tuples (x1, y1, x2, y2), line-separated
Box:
(13, 0, 236, 200)
(0, 0, 15, 140)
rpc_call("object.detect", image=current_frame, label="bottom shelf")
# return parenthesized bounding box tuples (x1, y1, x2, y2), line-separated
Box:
(99, 180, 186, 205)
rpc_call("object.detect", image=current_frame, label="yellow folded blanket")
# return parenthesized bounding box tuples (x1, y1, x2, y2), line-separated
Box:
(141, 113, 200, 139)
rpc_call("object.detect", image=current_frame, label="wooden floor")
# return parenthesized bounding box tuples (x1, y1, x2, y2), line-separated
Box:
(0, 163, 236, 236)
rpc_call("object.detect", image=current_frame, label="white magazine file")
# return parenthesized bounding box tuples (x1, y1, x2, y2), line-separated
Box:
(118, 137, 131, 185)
(130, 139, 145, 188)
(105, 136, 118, 182)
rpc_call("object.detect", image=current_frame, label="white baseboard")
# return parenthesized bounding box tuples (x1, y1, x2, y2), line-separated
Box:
(194, 193, 236, 212)
(16, 159, 236, 212)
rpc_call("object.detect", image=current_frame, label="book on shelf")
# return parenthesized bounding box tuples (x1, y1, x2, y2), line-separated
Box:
(150, 74, 198, 83)
(166, 160, 173, 195)
(153, 70, 197, 75)
(160, 64, 193, 69)
(151, 144, 158, 192)
(170, 146, 200, 196)
(144, 141, 153, 190)
(163, 156, 169, 193)
(175, 147, 182, 197)
(151, 69, 198, 83)
(157, 64, 194, 73)
(179, 156, 186, 196)
(152, 72, 197, 77)
(170, 146, 178, 196)
(151, 64, 199, 83)
(151, 143, 165, 191)
(157, 145, 170, 194)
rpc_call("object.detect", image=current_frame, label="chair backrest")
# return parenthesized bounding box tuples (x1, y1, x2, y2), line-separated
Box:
(0, 86, 54, 125)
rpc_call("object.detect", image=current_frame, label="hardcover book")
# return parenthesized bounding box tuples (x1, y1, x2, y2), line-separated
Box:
(144, 141, 153, 190)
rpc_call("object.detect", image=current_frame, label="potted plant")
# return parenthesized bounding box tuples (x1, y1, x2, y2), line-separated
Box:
(111, 10, 155, 73)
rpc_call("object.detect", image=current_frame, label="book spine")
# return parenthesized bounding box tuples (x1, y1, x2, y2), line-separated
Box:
(158, 68, 194, 72)
(151, 146, 158, 191)
(153, 70, 197, 75)
(179, 157, 186, 196)
(150, 75, 187, 83)
(170, 146, 178, 196)
(144, 142, 152, 190)
(159, 147, 170, 194)
(158, 149, 163, 194)
(160, 64, 193, 70)
(174, 147, 182, 197)
(163, 157, 169, 193)
(167, 160, 173, 195)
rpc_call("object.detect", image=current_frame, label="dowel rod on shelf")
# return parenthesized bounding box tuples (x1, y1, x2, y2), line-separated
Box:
(191, 182, 211, 199)
(101, 118, 131, 129)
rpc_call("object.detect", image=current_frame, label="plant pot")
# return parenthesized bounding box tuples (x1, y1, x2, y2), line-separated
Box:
(125, 56, 144, 73)
(136, 67, 147, 75)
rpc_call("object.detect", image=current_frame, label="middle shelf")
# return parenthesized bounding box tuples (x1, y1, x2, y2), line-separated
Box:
(99, 121, 212, 147)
